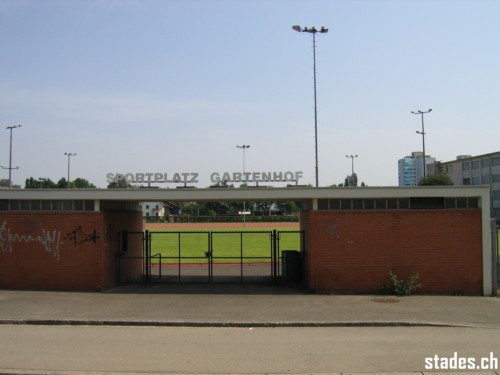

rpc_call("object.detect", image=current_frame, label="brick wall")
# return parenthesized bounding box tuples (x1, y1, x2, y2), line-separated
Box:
(0, 211, 142, 291)
(300, 210, 483, 295)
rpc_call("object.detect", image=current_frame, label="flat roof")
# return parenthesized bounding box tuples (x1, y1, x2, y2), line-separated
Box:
(0, 186, 491, 202)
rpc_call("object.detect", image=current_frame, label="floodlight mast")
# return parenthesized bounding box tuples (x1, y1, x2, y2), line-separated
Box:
(1, 125, 22, 188)
(411, 109, 432, 178)
(346, 154, 358, 184)
(64, 152, 77, 188)
(236, 145, 251, 228)
(292, 25, 328, 187)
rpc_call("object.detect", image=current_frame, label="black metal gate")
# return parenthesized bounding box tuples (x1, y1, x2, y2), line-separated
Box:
(119, 229, 304, 284)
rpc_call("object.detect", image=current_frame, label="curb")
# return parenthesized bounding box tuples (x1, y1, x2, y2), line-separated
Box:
(0, 319, 481, 328)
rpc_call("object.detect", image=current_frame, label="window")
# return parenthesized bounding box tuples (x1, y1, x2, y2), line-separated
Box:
(364, 199, 375, 210)
(463, 162, 470, 171)
(444, 198, 455, 209)
(472, 176, 480, 185)
(375, 199, 387, 209)
(492, 156, 500, 166)
(318, 199, 328, 210)
(482, 175, 491, 184)
(386, 199, 398, 209)
(472, 160, 480, 169)
(0, 200, 8, 210)
(315, 197, 478, 211)
(463, 178, 471, 185)
(398, 199, 410, 209)
(482, 159, 490, 168)
(340, 199, 352, 210)
(329, 199, 340, 210)
(456, 198, 468, 208)
(468, 198, 479, 208)
(352, 199, 363, 210)
(410, 197, 444, 209)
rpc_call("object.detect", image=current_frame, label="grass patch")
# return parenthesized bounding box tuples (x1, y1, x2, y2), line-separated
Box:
(147, 228, 302, 264)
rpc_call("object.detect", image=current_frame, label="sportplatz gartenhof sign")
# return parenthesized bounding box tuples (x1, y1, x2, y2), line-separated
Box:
(106, 171, 304, 185)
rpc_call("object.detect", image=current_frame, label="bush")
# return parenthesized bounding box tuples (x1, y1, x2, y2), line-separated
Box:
(379, 271, 421, 296)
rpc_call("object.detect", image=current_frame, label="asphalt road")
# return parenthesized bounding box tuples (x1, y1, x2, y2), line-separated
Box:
(1, 325, 499, 374)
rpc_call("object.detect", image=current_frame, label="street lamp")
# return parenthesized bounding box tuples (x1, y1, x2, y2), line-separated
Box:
(236, 145, 250, 227)
(292, 25, 329, 188)
(345, 155, 358, 186)
(64, 153, 76, 188)
(1, 125, 22, 188)
(411, 109, 432, 178)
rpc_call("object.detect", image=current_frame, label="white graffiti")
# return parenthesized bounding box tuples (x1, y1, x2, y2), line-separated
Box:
(0, 221, 62, 260)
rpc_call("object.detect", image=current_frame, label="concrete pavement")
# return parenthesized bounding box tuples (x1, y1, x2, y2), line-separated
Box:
(1, 284, 499, 328)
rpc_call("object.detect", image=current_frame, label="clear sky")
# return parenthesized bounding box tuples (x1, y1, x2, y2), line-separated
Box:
(1, 0, 499, 188)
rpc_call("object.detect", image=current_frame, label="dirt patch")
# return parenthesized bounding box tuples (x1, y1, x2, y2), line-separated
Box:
(144, 222, 300, 230)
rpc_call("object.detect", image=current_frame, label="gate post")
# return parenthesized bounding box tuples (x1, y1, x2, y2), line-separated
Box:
(492, 219, 498, 295)
(144, 230, 150, 284)
(272, 229, 278, 283)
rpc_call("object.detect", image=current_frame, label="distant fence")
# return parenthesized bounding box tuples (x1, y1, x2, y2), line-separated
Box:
(144, 215, 300, 223)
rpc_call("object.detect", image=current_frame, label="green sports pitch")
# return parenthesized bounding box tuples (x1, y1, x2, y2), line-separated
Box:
(146, 228, 303, 264)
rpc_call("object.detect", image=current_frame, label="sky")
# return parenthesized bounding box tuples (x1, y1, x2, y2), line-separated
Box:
(1, 0, 499, 189)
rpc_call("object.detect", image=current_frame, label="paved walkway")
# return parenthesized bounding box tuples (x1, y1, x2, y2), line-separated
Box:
(1, 284, 499, 328)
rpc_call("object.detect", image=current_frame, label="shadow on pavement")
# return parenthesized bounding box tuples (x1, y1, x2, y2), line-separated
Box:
(105, 283, 309, 295)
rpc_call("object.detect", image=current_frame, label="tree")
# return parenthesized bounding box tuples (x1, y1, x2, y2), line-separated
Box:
(344, 173, 358, 187)
(419, 173, 453, 186)
(25, 177, 57, 189)
(71, 178, 96, 188)
(107, 178, 132, 188)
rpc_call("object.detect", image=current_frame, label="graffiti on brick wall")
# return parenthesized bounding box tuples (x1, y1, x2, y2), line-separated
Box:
(0, 221, 101, 260)
(67, 226, 99, 245)
(0, 221, 62, 260)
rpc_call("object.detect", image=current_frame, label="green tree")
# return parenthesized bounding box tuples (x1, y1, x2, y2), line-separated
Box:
(254, 201, 273, 215)
(70, 178, 96, 188)
(419, 173, 453, 186)
(57, 178, 68, 188)
(25, 177, 57, 188)
(274, 201, 300, 215)
(107, 178, 133, 188)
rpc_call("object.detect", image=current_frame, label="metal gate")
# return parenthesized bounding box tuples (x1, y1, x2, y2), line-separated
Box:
(118, 229, 304, 284)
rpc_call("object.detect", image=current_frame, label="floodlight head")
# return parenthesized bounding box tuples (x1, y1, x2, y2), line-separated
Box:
(292, 25, 302, 32)
(428, 109, 432, 112)
(320, 26, 329, 33)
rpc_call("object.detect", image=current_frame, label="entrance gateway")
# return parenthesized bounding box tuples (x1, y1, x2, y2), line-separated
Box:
(0, 186, 494, 295)
(119, 230, 304, 284)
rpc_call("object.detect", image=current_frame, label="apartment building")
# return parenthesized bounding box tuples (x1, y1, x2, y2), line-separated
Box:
(398, 151, 436, 186)
(430, 151, 500, 222)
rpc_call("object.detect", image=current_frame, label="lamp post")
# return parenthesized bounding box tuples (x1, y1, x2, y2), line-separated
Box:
(64, 153, 76, 188)
(345, 155, 358, 186)
(411, 109, 432, 178)
(1, 125, 22, 188)
(236, 145, 250, 227)
(292, 25, 329, 188)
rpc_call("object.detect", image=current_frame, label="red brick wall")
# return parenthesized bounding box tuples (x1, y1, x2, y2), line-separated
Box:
(0, 211, 143, 291)
(102, 212, 143, 286)
(300, 210, 483, 295)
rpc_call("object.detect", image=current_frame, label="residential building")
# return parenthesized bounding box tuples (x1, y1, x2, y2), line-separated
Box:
(430, 151, 500, 222)
(398, 151, 436, 186)
(139, 202, 165, 218)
